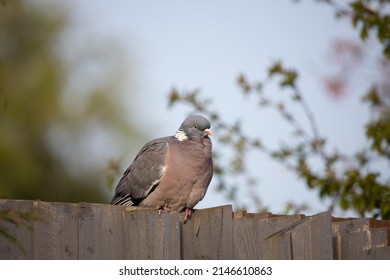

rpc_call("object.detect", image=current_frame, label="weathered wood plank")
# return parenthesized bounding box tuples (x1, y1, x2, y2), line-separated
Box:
(122, 207, 181, 259)
(360, 247, 390, 259)
(371, 228, 390, 247)
(181, 205, 233, 259)
(32, 201, 78, 259)
(233, 210, 274, 219)
(0, 199, 33, 259)
(336, 228, 389, 260)
(266, 229, 293, 260)
(78, 203, 123, 259)
(290, 211, 333, 259)
(233, 213, 304, 259)
(332, 218, 390, 260)
(266, 211, 333, 260)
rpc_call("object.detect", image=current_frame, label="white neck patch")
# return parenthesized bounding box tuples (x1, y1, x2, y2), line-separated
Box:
(174, 130, 188, 141)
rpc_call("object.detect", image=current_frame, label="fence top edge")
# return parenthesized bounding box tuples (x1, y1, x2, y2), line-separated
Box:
(1, 199, 389, 226)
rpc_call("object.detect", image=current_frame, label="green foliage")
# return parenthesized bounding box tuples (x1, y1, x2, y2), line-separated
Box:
(268, 62, 299, 88)
(0, 1, 143, 203)
(324, 0, 390, 59)
(168, 0, 390, 218)
(362, 86, 390, 158)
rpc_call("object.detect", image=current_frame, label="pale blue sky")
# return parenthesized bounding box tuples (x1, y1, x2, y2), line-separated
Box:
(58, 0, 377, 216)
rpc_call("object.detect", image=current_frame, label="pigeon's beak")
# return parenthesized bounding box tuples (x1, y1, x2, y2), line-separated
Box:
(204, 129, 212, 136)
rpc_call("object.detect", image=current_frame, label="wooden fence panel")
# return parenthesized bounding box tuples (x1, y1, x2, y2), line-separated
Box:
(290, 211, 333, 259)
(358, 247, 390, 259)
(122, 207, 181, 260)
(0, 200, 33, 259)
(1, 199, 390, 260)
(333, 218, 390, 260)
(233, 213, 304, 259)
(32, 201, 78, 260)
(370, 228, 390, 247)
(266, 212, 333, 260)
(266, 228, 293, 259)
(78, 203, 123, 259)
(181, 205, 233, 260)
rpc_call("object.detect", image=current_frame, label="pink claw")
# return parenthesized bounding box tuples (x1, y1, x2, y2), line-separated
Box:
(184, 208, 192, 223)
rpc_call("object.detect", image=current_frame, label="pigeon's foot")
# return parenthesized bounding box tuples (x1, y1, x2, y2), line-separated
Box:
(184, 208, 192, 223)
(158, 204, 171, 215)
(162, 204, 171, 212)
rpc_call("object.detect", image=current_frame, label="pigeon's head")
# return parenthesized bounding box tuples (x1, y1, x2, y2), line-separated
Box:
(175, 115, 212, 141)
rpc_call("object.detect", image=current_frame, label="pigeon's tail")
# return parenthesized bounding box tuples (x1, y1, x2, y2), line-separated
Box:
(111, 194, 134, 206)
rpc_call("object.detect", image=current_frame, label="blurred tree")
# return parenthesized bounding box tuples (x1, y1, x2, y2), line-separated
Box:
(168, 0, 390, 218)
(0, 0, 143, 203)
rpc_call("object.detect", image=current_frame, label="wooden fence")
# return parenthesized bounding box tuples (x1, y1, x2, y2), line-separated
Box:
(0, 199, 389, 259)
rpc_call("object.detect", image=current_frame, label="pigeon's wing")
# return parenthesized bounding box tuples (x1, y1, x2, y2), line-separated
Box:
(111, 138, 169, 206)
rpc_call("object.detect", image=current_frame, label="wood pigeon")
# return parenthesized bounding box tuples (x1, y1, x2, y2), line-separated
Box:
(111, 115, 213, 222)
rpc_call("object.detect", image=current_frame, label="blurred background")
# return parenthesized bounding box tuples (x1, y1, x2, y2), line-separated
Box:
(1, 0, 389, 217)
